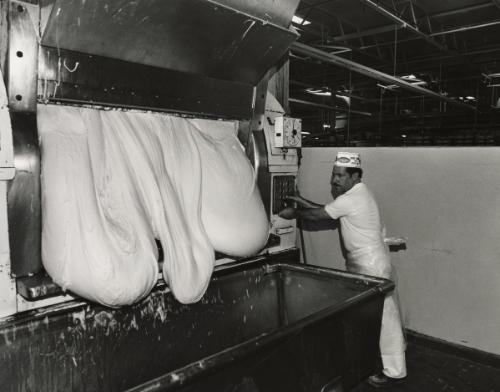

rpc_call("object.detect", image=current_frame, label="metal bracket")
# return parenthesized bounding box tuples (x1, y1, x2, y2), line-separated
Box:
(7, 0, 38, 112)
(0, 68, 15, 180)
(6, 1, 42, 277)
(16, 273, 62, 300)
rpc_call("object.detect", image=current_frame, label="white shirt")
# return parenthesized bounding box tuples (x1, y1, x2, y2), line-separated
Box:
(324, 183, 385, 253)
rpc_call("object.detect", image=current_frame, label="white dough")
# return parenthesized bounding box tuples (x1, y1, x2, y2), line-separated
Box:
(189, 118, 269, 256)
(38, 104, 269, 306)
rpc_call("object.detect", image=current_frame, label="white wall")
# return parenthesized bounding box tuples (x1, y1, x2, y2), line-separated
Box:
(298, 147, 500, 355)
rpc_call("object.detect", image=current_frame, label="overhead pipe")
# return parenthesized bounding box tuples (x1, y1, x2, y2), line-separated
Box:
(291, 42, 477, 112)
(289, 98, 373, 116)
(429, 19, 500, 36)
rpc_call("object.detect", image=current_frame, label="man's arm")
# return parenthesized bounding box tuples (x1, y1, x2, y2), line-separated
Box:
(278, 206, 333, 222)
(285, 195, 323, 209)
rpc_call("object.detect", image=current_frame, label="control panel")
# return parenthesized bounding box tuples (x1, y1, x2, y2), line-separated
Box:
(262, 92, 300, 254)
(268, 174, 297, 252)
(272, 175, 295, 214)
(274, 116, 302, 148)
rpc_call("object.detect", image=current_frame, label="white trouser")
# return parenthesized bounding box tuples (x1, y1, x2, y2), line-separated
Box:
(347, 245, 407, 379)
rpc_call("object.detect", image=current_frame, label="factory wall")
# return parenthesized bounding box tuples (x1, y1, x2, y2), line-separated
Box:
(297, 147, 500, 356)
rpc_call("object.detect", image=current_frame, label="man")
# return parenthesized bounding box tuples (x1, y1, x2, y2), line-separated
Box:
(279, 151, 407, 388)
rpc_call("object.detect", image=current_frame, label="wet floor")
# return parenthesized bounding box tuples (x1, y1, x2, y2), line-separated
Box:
(351, 342, 500, 392)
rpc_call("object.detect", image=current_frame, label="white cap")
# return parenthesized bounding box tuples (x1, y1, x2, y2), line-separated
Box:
(334, 151, 361, 168)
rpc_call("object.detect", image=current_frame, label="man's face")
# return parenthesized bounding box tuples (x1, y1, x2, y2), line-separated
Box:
(330, 166, 358, 198)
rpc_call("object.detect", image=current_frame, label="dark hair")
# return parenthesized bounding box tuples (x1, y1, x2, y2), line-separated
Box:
(346, 167, 363, 178)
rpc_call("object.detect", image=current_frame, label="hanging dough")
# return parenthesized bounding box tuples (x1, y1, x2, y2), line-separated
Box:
(189, 118, 269, 257)
(39, 104, 268, 307)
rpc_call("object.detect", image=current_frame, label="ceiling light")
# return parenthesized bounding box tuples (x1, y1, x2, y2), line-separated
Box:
(399, 74, 427, 86)
(377, 83, 399, 91)
(306, 88, 332, 97)
(292, 15, 311, 26)
(401, 74, 417, 80)
(465, 96, 475, 100)
(322, 124, 331, 129)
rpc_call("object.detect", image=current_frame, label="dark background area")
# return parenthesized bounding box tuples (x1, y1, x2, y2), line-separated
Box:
(288, 0, 500, 146)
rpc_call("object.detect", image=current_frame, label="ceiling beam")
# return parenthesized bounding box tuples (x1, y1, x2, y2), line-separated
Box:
(330, 1, 495, 42)
(397, 45, 500, 66)
(291, 42, 477, 111)
(333, 24, 396, 41)
(359, 19, 500, 49)
(357, 0, 477, 69)
(357, 0, 448, 52)
(431, 1, 495, 18)
(298, 23, 392, 65)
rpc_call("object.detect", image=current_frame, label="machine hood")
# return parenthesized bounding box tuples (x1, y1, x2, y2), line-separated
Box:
(40, 0, 300, 86)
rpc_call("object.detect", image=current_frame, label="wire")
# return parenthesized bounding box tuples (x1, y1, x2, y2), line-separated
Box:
(393, 24, 398, 77)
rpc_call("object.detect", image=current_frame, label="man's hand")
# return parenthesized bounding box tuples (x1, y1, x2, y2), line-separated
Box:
(278, 207, 297, 220)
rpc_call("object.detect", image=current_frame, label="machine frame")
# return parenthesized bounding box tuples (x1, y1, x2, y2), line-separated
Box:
(0, 0, 301, 316)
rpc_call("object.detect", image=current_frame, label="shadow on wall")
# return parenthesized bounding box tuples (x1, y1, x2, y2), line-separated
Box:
(298, 219, 338, 232)
(298, 219, 349, 263)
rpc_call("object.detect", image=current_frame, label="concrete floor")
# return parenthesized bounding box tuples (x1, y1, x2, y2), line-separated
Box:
(351, 342, 500, 392)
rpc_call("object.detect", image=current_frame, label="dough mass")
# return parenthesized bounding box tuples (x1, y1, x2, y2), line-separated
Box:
(38, 105, 269, 307)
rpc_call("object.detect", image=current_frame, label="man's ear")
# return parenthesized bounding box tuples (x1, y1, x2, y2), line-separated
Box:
(350, 172, 360, 181)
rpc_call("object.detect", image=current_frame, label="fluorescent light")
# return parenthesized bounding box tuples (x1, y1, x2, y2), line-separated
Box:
(378, 74, 427, 91)
(306, 88, 332, 97)
(377, 83, 399, 90)
(465, 96, 475, 100)
(322, 124, 331, 129)
(292, 15, 311, 25)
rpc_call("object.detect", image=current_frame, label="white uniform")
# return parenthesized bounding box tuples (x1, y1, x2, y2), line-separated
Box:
(325, 183, 407, 379)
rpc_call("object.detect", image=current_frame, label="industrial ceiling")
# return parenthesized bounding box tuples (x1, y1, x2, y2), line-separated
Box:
(289, 0, 500, 146)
